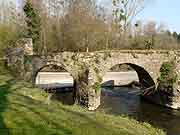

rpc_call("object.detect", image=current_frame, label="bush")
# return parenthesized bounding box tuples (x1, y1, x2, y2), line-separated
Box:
(0, 24, 25, 56)
(159, 61, 177, 86)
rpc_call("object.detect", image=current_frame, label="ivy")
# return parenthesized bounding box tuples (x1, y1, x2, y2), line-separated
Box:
(92, 82, 101, 93)
(24, 55, 32, 65)
(23, 0, 41, 53)
(159, 61, 177, 86)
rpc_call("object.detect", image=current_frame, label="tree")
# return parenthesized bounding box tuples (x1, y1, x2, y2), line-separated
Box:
(157, 22, 167, 33)
(0, 1, 26, 56)
(57, 0, 110, 51)
(23, 0, 41, 54)
(165, 30, 171, 37)
(172, 31, 178, 41)
(172, 31, 180, 45)
(134, 20, 143, 36)
(112, 0, 146, 33)
(178, 34, 180, 43)
(143, 21, 157, 48)
(143, 21, 156, 36)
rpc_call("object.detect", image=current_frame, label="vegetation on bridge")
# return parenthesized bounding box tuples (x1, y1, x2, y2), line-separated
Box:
(159, 61, 177, 86)
(0, 65, 165, 135)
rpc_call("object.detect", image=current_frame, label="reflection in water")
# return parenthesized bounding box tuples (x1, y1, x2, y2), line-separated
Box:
(99, 87, 141, 115)
(51, 87, 180, 135)
(99, 87, 180, 135)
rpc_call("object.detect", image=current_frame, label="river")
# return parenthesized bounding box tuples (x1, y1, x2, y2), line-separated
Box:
(51, 87, 180, 135)
(99, 87, 180, 135)
(36, 72, 180, 135)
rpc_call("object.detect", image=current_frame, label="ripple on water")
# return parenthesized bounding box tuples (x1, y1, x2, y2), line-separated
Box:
(98, 87, 180, 135)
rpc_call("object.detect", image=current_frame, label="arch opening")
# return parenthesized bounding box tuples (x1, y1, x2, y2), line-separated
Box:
(35, 64, 75, 105)
(102, 63, 155, 89)
(98, 63, 156, 115)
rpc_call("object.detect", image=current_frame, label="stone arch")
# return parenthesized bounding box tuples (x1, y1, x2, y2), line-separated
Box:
(104, 63, 156, 89)
(127, 63, 155, 88)
(33, 63, 74, 86)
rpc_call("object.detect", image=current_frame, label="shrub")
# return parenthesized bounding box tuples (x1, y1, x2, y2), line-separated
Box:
(159, 61, 177, 86)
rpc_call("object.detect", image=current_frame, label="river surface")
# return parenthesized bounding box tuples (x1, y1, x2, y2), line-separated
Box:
(99, 87, 180, 135)
(37, 72, 180, 135)
(53, 87, 180, 135)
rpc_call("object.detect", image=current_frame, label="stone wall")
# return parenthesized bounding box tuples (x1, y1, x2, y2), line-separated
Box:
(6, 40, 180, 110)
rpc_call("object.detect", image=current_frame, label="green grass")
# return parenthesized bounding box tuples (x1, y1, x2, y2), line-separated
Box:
(0, 67, 166, 135)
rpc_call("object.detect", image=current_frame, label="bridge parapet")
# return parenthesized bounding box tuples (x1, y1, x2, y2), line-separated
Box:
(5, 40, 180, 110)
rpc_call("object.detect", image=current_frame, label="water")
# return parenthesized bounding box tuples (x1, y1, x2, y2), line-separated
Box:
(98, 87, 180, 135)
(37, 71, 180, 135)
(52, 87, 180, 135)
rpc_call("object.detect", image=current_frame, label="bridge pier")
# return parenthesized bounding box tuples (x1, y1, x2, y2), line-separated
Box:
(88, 87, 101, 111)
(143, 60, 180, 109)
(5, 39, 180, 110)
(73, 69, 101, 110)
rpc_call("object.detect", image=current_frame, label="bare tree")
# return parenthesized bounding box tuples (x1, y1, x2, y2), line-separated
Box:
(112, 0, 146, 33)
(143, 21, 156, 36)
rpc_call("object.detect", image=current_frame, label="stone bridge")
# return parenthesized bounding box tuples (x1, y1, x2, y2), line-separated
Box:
(5, 39, 180, 110)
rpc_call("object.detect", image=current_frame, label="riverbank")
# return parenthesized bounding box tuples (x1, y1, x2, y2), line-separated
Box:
(0, 67, 165, 135)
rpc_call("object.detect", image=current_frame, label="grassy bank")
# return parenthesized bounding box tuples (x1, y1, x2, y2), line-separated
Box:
(0, 67, 165, 135)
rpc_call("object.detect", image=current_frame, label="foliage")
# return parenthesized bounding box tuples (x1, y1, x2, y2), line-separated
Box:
(112, 0, 146, 33)
(0, 24, 25, 56)
(92, 82, 101, 93)
(159, 61, 177, 86)
(23, 0, 41, 54)
(1, 0, 180, 52)
(57, 0, 109, 52)
(0, 66, 166, 135)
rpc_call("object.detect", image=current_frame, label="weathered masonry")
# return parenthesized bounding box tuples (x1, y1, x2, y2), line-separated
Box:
(5, 39, 180, 110)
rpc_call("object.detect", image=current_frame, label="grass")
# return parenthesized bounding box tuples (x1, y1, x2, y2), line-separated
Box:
(0, 66, 166, 135)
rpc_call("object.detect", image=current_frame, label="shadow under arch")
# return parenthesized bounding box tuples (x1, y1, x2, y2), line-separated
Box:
(104, 63, 155, 89)
(34, 64, 75, 105)
(126, 63, 155, 88)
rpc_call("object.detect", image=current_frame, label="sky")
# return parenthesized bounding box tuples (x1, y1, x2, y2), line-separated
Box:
(6, 0, 180, 32)
(137, 0, 180, 32)
(99, 0, 180, 33)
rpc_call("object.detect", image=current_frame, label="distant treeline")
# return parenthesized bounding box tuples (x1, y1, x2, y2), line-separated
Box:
(0, 0, 180, 56)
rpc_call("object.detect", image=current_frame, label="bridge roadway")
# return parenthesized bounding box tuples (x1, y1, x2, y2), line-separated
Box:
(36, 71, 139, 89)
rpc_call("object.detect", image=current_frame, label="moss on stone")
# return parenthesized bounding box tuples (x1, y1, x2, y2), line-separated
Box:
(92, 82, 101, 93)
